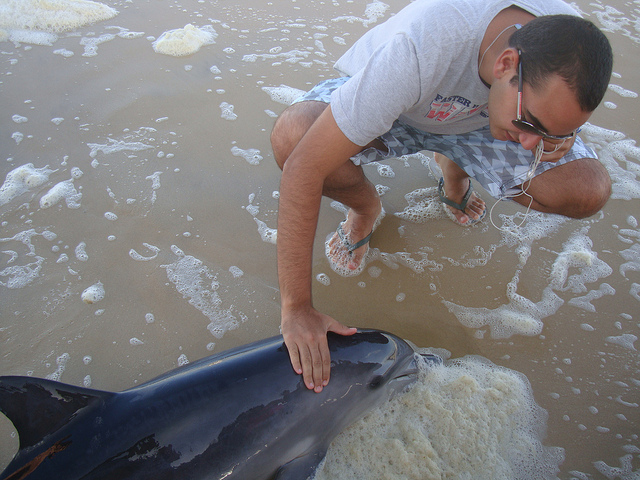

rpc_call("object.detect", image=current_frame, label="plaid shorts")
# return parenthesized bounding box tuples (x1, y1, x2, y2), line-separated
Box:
(293, 77, 598, 199)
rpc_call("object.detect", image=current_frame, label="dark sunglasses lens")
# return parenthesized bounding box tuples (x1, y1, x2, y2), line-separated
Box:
(512, 119, 542, 136)
(512, 120, 573, 140)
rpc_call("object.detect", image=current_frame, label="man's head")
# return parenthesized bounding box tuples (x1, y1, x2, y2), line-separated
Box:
(508, 15, 613, 113)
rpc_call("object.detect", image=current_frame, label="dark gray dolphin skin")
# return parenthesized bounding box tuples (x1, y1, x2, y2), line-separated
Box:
(0, 329, 441, 480)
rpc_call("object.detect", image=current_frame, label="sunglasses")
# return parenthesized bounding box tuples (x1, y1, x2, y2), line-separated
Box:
(512, 50, 575, 140)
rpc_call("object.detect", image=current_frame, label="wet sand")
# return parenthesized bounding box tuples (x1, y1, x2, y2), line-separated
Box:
(1, 0, 639, 477)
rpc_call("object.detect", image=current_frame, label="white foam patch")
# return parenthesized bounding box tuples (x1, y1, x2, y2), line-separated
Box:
(254, 218, 277, 244)
(444, 218, 616, 338)
(0, 0, 117, 34)
(331, 0, 390, 27)
(219, 102, 237, 121)
(315, 355, 563, 480)
(229, 266, 243, 278)
(394, 186, 447, 223)
(129, 243, 160, 261)
(45, 353, 70, 381)
(88, 138, 154, 158)
(152, 24, 217, 57)
(0, 255, 44, 288)
(592, 4, 640, 44)
(595, 453, 640, 479)
(162, 245, 245, 338)
(619, 234, 640, 279)
(39, 179, 82, 209)
(567, 283, 615, 312)
(261, 85, 306, 105)
(145, 171, 162, 205)
(608, 84, 638, 98)
(549, 228, 613, 293)
(231, 146, 263, 165)
(0, 228, 53, 288)
(581, 123, 640, 202)
(75, 241, 88, 261)
(8, 29, 58, 45)
(0, 164, 55, 207)
(81, 282, 104, 304)
(242, 49, 311, 64)
(605, 334, 638, 351)
(80, 32, 115, 57)
(444, 289, 557, 338)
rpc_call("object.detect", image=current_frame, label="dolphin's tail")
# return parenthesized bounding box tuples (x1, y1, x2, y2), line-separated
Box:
(0, 376, 113, 451)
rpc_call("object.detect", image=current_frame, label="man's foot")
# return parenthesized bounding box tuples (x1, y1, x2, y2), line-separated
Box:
(438, 177, 486, 226)
(325, 203, 384, 276)
(434, 153, 486, 226)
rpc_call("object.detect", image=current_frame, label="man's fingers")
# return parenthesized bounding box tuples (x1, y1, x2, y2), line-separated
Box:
(329, 322, 358, 337)
(309, 346, 325, 393)
(281, 311, 355, 392)
(319, 338, 332, 388)
(287, 342, 303, 375)
(299, 345, 316, 390)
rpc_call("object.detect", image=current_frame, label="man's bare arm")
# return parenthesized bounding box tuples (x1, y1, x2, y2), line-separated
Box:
(277, 105, 361, 392)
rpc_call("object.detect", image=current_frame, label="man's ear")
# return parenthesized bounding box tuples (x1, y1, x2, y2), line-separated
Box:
(493, 47, 519, 80)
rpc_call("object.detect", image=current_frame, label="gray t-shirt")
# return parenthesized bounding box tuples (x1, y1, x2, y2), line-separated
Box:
(330, 0, 579, 146)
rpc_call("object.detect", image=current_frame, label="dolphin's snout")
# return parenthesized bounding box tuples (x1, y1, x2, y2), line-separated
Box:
(390, 353, 420, 382)
(419, 353, 443, 366)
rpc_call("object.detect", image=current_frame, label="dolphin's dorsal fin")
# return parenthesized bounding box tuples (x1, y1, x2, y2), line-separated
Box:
(274, 449, 328, 480)
(0, 376, 114, 450)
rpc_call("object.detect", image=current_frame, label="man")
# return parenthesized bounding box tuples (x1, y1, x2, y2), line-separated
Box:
(270, 0, 613, 392)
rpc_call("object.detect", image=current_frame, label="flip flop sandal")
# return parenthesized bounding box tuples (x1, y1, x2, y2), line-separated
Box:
(325, 208, 385, 277)
(438, 177, 486, 226)
(337, 223, 373, 252)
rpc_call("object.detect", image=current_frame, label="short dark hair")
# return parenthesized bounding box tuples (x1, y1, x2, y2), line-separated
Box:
(509, 15, 613, 112)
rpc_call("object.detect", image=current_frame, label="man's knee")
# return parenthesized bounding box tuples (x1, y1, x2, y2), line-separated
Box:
(550, 158, 611, 218)
(520, 158, 611, 218)
(271, 101, 328, 170)
(573, 159, 611, 218)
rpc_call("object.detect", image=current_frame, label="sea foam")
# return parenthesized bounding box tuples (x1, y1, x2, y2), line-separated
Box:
(0, 164, 54, 207)
(0, 0, 117, 34)
(152, 24, 217, 57)
(315, 354, 563, 480)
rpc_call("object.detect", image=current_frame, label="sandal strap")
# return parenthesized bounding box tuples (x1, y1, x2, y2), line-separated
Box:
(337, 223, 374, 253)
(438, 177, 473, 212)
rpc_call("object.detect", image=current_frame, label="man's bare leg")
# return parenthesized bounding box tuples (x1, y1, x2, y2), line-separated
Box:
(434, 152, 486, 224)
(511, 157, 611, 218)
(272, 101, 383, 272)
(433, 151, 611, 220)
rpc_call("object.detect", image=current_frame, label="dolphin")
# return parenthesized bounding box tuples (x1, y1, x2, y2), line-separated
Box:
(0, 329, 441, 480)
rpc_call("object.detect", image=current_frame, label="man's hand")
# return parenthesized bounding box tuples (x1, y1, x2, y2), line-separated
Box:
(281, 307, 357, 393)
(538, 131, 578, 163)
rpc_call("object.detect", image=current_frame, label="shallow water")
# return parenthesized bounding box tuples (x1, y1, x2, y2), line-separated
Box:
(0, 0, 639, 478)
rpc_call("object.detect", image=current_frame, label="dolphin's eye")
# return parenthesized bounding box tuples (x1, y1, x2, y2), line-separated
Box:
(369, 375, 383, 389)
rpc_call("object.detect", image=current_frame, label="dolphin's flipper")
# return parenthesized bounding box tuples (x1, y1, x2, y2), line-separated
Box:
(273, 449, 327, 480)
(0, 376, 113, 450)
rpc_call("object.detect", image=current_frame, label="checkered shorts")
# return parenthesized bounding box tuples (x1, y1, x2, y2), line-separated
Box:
(293, 77, 598, 199)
